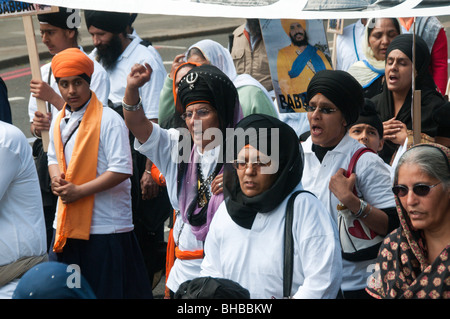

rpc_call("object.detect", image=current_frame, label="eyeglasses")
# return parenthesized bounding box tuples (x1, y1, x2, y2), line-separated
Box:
(392, 182, 441, 197)
(232, 160, 271, 171)
(304, 105, 338, 114)
(181, 108, 212, 121)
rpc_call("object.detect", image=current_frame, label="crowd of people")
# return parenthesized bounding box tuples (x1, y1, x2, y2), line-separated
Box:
(1, 9, 449, 300)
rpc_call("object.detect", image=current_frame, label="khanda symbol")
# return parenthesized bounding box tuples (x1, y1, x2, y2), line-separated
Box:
(186, 72, 199, 90)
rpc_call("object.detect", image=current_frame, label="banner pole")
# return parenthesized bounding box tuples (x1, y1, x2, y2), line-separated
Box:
(22, 15, 49, 151)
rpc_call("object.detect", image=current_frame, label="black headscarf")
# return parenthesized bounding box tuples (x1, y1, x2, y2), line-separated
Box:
(177, 64, 239, 133)
(371, 34, 446, 163)
(84, 10, 130, 34)
(306, 69, 364, 127)
(223, 114, 303, 229)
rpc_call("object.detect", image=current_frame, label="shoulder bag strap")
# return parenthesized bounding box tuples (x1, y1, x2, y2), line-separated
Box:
(284, 189, 315, 298)
(345, 147, 375, 194)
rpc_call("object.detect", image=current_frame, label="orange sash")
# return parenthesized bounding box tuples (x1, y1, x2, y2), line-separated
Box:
(164, 210, 204, 298)
(52, 92, 103, 253)
(399, 18, 414, 32)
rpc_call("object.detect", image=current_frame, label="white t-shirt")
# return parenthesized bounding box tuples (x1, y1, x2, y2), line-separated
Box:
(47, 101, 134, 234)
(134, 123, 220, 292)
(201, 184, 342, 299)
(301, 133, 396, 292)
(90, 36, 167, 120)
(0, 121, 47, 295)
(336, 20, 366, 72)
(28, 46, 110, 122)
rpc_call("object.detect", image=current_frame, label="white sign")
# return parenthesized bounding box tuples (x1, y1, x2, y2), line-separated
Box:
(20, 0, 450, 19)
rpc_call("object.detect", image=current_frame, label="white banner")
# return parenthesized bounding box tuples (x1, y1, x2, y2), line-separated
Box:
(20, 0, 450, 19)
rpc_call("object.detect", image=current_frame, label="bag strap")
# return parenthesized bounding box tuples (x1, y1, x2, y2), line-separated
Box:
(284, 189, 315, 298)
(345, 147, 375, 177)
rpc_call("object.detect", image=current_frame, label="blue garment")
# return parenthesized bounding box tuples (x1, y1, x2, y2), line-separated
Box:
(0, 77, 12, 124)
(288, 45, 327, 79)
(12, 261, 96, 299)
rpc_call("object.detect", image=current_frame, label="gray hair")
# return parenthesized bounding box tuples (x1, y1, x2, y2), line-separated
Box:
(394, 145, 450, 190)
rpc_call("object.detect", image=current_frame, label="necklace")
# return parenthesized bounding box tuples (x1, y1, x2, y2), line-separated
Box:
(197, 163, 216, 208)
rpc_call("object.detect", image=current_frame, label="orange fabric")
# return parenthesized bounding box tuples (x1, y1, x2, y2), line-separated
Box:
(281, 19, 306, 36)
(164, 220, 175, 298)
(399, 18, 414, 32)
(52, 92, 103, 253)
(51, 48, 94, 79)
(164, 210, 204, 298)
(151, 163, 166, 186)
(172, 61, 201, 114)
(175, 247, 204, 260)
(51, 48, 94, 78)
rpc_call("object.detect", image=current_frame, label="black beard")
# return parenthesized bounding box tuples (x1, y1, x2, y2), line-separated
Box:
(290, 33, 309, 48)
(96, 34, 123, 70)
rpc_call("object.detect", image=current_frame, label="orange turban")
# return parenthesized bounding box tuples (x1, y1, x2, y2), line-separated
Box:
(281, 19, 306, 36)
(51, 48, 94, 82)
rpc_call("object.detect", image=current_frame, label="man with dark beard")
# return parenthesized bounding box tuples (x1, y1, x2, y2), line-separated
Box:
(84, 10, 170, 289)
(276, 19, 331, 113)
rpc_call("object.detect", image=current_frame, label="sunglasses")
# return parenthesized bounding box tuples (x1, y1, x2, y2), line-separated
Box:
(181, 108, 212, 121)
(392, 182, 441, 197)
(304, 105, 338, 114)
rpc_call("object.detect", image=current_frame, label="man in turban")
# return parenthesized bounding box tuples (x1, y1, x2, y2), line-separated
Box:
(276, 19, 332, 113)
(84, 10, 170, 286)
(300, 70, 397, 299)
(46, 48, 153, 299)
(28, 7, 110, 250)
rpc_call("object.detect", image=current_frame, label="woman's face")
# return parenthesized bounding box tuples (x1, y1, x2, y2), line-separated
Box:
(396, 163, 450, 232)
(183, 102, 220, 151)
(368, 19, 400, 61)
(307, 93, 347, 148)
(385, 49, 413, 94)
(236, 146, 278, 197)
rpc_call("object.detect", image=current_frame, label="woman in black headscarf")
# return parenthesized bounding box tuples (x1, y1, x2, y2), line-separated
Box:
(200, 114, 342, 299)
(371, 33, 448, 163)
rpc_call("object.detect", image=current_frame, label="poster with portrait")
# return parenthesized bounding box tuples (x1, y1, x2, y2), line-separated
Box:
(260, 19, 331, 113)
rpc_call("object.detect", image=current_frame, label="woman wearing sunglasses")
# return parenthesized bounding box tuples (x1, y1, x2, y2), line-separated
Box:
(367, 143, 450, 299)
(200, 114, 342, 298)
(301, 70, 398, 298)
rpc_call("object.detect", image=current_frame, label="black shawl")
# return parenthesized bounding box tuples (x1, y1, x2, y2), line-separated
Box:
(223, 114, 303, 229)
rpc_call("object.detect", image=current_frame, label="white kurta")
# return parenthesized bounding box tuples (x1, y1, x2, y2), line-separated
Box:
(135, 123, 220, 292)
(47, 101, 134, 234)
(28, 46, 110, 122)
(301, 133, 396, 292)
(335, 19, 366, 72)
(200, 184, 342, 299)
(0, 121, 46, 297)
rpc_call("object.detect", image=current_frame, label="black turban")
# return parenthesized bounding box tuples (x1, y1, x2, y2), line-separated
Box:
(350, 98, 384, 138)
(38, 7, 79, 30)
(306, 69, 364, 127)
(177, 64, 238, 132)
(84, 10, 130, 34)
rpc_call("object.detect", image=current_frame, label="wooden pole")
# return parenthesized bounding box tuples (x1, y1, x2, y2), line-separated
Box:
(22, 15, 49, 151)
(411, 17, 421, 145)
(332, 33, 337, 69)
